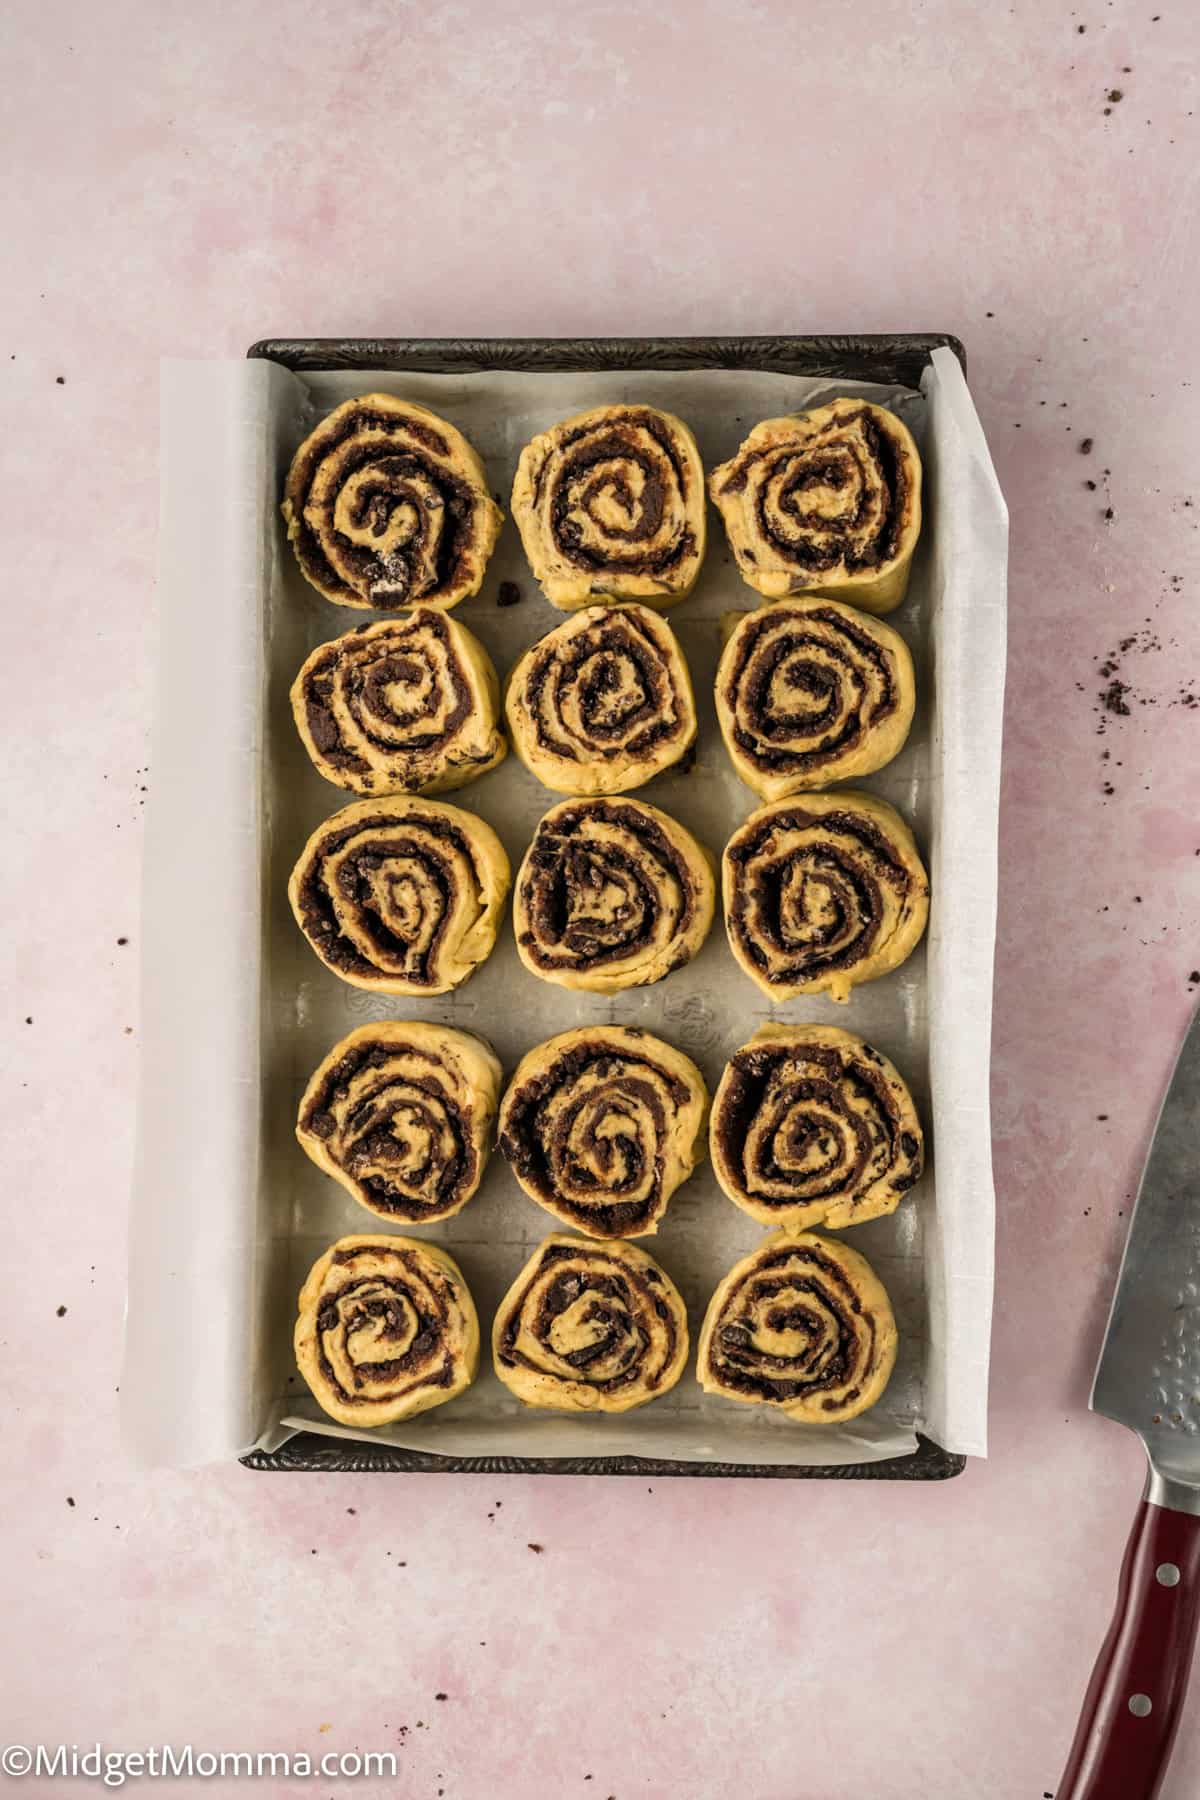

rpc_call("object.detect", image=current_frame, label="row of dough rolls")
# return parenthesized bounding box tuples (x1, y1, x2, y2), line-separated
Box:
(286, 786, 928, 1002)
(290, 595, 915, 805)
(294, 1021, 923, 1239)
(284, 394, 922, 616)
(296, 1228, 896, 1431)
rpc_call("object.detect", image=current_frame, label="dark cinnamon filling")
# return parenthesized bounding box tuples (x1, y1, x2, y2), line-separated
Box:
(723, 607, 898, 772)
(295, 810, 475, 981)
(286, 405, 483, 606)
(497, 1243, 678, 1392)
(301, 1039, 475, 1220)
(519, 801, 697, 971)
(523, 616, 679, 762)
(301, 617, 476, 774)
(531, 409, 695, 578)
(498, 1045, 690, 1235)
(314, 1249, 458, 1402)
(706, 1247, 874, 1408)
(714, 1042, 918, 1207)
(720, 407, 910, 574)
(727, 809, 912, 980)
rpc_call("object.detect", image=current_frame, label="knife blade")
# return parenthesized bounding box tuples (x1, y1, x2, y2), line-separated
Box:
(1059, 1003, 1200, 1800)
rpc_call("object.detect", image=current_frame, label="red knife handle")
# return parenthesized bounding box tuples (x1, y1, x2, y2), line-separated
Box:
(1058, 1492, 1200, 1799)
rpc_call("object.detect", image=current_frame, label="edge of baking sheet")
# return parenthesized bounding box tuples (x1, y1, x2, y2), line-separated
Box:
(238, 333, 1001, 1483)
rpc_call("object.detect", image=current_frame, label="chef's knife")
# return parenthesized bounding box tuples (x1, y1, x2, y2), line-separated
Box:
(1058, 1004, 1200, 1799)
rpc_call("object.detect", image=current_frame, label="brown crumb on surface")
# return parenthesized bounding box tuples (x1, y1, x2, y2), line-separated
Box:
(56, 1304, 67, 1317)
(527, 1542, 544, 1554)
(497, 580, 522, 608)
(1079, 437, 1094, 454)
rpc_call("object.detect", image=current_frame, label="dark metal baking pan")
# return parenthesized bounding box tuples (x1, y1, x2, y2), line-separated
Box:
(243, 332, 974, 1483)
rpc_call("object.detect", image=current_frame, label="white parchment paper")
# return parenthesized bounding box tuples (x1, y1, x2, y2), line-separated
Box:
(123, 348, 1007, 1469)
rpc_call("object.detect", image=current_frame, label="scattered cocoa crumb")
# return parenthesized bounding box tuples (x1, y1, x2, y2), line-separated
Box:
(435, 1693, 447, 1702)
(66, 1496, 75, 1507)
(1104, 506, 1115, 520)
(346, 1507, 356, 1515)
(1085, 478, 1097, 490)
(1190, 972, 1200, 985)
(56, 1304, 67, 1317)
(497, 581, 522, 608)
(527, 1542, 544, 1554)
(1107, 88, 1124, 103)
(1097, 1114, 1109, 1121)
(1079, 438, 1094, 455)
(25, 1016, 32, 1024)
(1101, 680, 1131, 716)
(116, 936, 128, 946)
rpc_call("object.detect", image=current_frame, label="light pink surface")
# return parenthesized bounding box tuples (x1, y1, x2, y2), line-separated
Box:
(3, 1, 1199, 1795)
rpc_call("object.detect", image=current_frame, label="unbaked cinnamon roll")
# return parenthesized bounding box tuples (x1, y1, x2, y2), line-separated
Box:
(512, 405, 706, 609)
(295, 1235, 479, 1427)
(723, 790, 928, 1002)
(292, 609, 506, 796)
(297, 1022, 502, 1225)
(514, 796, 715, 992)
(496, 1026, 708, 1238)
(505, 603, 696, 796)
(716, 599, 915, 800)
(282, 394, 502, 610)
(493, 1234, 689, 1412)
(289, 796, 510, 995)
(698, 1231, 897, 1424)
(709, 399, 922, 614)
(710, 1024, 923, 1231)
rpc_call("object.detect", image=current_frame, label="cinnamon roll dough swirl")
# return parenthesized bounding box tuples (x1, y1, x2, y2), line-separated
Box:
(723, 790, 928, 1002)
(295, 1235, 479, 1427)
(493, 1234, 689, 1412)
(709, 399, 922, 614)
(289, 796, 510, 995)
(496, 1027, 708, 1238)
(512, 405, 706, 610)
(716, 599, 915, 800)
(698, 1231, 897, 1424)
(505, 604, 696, 796)
(297, 1022, 502, 1225)
(292, 610, 506, 797)
(710, 1025, 923, 1231)
(282, 393, 502, 611)
(514, 796, 715, 992)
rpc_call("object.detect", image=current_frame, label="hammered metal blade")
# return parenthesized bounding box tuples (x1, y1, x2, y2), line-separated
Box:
(1093, 1006, 1200, 1486)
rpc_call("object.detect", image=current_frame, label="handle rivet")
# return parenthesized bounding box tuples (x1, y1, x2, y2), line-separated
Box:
(1156, 1563, 1181, 1587)
(1129, 1694, 1153, 1718)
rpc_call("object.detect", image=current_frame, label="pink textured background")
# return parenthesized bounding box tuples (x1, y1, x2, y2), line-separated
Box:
(3, 1, 1199, 1795)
